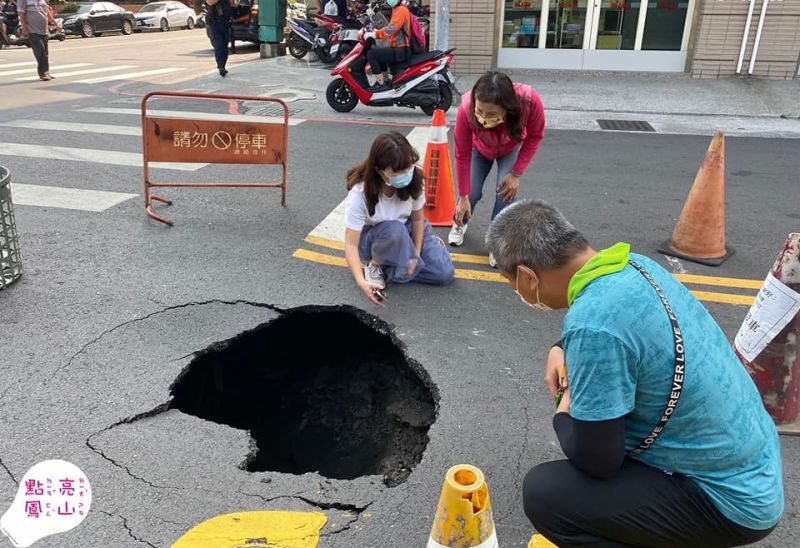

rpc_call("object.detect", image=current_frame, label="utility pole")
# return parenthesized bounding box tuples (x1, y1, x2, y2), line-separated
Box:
(435, 0, 449, 52)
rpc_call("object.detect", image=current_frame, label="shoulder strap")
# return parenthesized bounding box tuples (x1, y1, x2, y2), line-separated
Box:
(626, 260, 686, 457)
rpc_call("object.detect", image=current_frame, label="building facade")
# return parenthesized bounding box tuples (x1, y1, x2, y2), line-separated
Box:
(432, 0, 800, 78)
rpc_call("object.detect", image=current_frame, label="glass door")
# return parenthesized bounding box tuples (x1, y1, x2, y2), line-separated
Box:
(545, 0, 591, 49)
(589, 0, 641, 50)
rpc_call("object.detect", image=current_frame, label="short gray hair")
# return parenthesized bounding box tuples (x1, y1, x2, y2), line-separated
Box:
(486, 200, 589, 273)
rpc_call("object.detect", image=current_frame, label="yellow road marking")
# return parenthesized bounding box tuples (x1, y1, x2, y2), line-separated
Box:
(293, 247, 756, 306)
(302, 236, 763, 290)
(172, 511, 327, 548)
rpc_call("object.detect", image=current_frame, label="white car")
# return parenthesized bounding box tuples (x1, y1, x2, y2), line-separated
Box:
(134, 1, 197, 32)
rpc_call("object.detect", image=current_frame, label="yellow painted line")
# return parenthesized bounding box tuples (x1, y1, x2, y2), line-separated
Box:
(172, 510, 327, 548)
(688, 291, 755, 306)
(673, 273, 763, 290)
(302, 236, 763, 287)
(305, 235, 491, 265)
(293, 247, 755, 306)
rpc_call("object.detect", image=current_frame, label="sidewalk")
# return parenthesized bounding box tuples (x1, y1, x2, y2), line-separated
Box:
(161, 55, 800, 138)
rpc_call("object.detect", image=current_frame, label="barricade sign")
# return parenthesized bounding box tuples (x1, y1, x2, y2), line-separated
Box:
(141, 91, 289, 226)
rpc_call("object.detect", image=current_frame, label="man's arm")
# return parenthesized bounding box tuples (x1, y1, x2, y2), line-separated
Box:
(553, 413, 626, 479)
(18, 0, 28, 36)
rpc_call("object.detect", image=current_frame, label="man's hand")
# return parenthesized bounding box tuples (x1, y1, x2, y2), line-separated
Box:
(556, 387, 570, 414)
(20, 25, 29, 38)
(545, 345, 566, 397)
(497, 173, 519, 202)
(455, 196, 471, 226)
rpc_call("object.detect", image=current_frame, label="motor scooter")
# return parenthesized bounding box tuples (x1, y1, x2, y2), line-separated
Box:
(326, 27, 456, 116)
(0, 13, 64, 48)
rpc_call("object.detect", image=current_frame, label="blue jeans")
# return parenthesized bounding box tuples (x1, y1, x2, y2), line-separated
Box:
(207, 20, 229, 71)
(358, 220, 454, 286)
(465, 147, 521, 223)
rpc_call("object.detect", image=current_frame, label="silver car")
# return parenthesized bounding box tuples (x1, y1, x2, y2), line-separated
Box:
(134, 1, 197, 32)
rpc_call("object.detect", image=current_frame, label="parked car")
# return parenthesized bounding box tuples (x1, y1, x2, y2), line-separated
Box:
(134, 1, 196, 32)
(60, 2, 135, 37)
(230, 0, 259, 44)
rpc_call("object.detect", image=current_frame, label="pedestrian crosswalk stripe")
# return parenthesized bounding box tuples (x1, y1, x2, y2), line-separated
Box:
(80, 107, 306, 126)
(74, 67, 183, 84)
(0, 61, 38, 69)
(10, 183, 137, 212)
(0, 142, 204, 171)
(14, 65, 138, 81)
(1, 120, 140, 136)
(0, 63, 91, 77)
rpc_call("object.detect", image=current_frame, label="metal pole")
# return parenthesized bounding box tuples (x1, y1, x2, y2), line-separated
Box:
(748, 0, 770, 75)
(736, 0, 756, 74)
(435, 0, 449, 52)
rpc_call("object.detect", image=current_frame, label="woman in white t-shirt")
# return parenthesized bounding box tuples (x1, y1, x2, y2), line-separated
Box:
(344, 132, 455, 306)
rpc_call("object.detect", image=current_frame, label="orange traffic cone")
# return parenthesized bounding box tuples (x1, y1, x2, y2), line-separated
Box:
(658, 132, 734, 266)
(423, 109, 457, 227)
(427, 464, 498, 548)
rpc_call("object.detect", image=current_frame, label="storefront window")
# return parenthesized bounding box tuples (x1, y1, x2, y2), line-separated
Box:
(503, 0, 544, 48)
(641, 0, 689, 50)
(595, 0, 640, 50)
(547, 0, 589, 49)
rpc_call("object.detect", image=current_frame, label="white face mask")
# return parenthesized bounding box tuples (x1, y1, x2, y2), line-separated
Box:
(516, 269, 553, 312)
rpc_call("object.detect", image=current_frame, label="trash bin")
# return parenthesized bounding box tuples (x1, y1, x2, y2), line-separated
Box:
(0, 166, 22, 289)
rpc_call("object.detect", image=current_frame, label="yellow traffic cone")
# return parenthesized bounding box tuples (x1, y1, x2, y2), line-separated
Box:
(428, 464, 497, 548)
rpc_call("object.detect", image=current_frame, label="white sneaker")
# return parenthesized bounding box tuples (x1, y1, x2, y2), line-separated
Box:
(488, 252, 497, 269)
(364, 263, 385, 288)
(448, 223, 467, 246)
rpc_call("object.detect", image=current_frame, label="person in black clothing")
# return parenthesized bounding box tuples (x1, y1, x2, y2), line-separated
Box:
(2, 0, 20, 36)
(205, 0, 235, 76)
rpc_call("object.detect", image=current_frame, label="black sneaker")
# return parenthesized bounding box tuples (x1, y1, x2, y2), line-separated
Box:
(219, 68, 228, 77)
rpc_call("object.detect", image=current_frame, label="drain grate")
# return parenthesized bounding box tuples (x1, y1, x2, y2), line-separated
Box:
(597, 119, 655, 132)
(244, 103, 303, 117)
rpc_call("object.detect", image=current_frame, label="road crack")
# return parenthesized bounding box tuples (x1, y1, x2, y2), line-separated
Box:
(0, 457, 17, 485)
(98, 510, 159, 548)
(51, 300, 285, 383)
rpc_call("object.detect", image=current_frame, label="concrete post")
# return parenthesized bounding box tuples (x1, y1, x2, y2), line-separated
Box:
(434, 0, 449, 52)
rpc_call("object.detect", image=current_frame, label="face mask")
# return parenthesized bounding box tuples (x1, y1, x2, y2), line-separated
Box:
(386, 0, 399, 6)
(475, 111, 505, 129)
(383, 165, 415, 189)
(516, 269, 553, 312)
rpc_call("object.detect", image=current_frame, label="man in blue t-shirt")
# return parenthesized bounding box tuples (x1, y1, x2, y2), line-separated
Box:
(486, 200, 783, 547)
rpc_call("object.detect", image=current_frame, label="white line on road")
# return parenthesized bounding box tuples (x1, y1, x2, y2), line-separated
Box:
(0, 63, 91, 77)
(14, 65, 138, 81)
(0, 61, 38, 68)
(0, 142, 204, 171)
(1, 120, 141, 136)
(10, 183, 137, 212)
(74, 67, 184, 84)
(79, 107, 306, 126)
(308, 126, 434, 243)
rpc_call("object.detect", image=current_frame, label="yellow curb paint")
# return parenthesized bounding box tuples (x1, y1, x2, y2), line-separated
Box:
(528, 533, 558, 548)
(172, 511, 327, 548)
(292, 248, 755, 306)
(304, 235, 492, 266)
(673, 273, 763, 290)
(305, 235, 345, 251)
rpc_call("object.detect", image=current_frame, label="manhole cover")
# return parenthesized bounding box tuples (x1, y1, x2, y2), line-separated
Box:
(169, 305, 437, 487)
(597, 119, 655, 132)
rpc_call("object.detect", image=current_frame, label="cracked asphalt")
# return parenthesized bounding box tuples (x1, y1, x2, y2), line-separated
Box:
(2, 56, 800, 547)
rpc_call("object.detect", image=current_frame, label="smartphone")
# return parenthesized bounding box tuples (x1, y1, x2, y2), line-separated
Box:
(373, 288, 386, 302)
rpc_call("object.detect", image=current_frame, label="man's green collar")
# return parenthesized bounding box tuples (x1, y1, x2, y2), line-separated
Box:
(567, 243, 631, 306)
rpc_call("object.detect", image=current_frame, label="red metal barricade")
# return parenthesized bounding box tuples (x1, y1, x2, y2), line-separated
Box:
(141, 91, 289, 226)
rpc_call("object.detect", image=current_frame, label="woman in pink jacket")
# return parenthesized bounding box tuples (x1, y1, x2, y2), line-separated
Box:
(448, 71, 546, 267)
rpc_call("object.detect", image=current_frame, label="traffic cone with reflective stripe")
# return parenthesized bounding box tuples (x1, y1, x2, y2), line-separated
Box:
(734, 233, 800, 431)
(428, 464, 498, 548)
(423, 109, 456, 227)
(658, 132, 734, 266)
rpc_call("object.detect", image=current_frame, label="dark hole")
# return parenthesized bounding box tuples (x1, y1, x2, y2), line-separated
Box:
(169, 305, 437, 487)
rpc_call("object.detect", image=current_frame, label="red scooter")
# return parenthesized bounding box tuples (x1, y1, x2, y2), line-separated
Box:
(325, 27, 455, 116)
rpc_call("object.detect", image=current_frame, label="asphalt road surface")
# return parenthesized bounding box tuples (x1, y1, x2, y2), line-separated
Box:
(1, 34, 799, 547)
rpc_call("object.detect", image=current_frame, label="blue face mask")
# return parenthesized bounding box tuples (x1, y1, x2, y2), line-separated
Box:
(384, 166, 415, 189)
(386, 0, 399, 7)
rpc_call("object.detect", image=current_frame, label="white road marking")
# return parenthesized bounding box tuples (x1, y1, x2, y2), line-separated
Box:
(0, 142, 204, 171)
(74, 67, 184, 84)
(1, 120, 140, 136)
(14, 65, 138, 81)
(0, 61, 38, 68)
(10, 183, 137, 212)
(308, 126, 435, 243)
(79, 107, 306, 126)
(0, 63, 91, 77)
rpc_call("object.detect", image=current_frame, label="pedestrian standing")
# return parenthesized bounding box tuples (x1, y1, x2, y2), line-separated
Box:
(204, 0, 234, 76)
(448, 71, 545, 268)
(18, 0, 60, 81)
(344, 132, 454, 307)
(486, 200, 784, 547)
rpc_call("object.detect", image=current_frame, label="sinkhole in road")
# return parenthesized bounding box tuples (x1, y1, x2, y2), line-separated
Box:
(169, 305, 437, 487)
